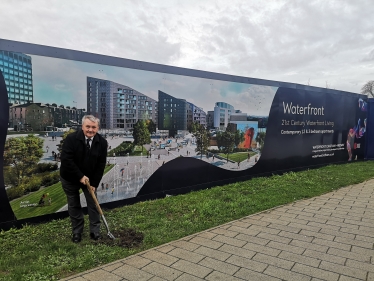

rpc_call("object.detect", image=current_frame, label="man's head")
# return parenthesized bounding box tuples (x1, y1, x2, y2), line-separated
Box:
(82, 115, 100, 139)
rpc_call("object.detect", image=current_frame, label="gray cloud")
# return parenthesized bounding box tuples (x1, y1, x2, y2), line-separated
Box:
(1, 0, 374, 94)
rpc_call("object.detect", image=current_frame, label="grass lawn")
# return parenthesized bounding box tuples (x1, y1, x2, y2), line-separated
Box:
(108, 144, 147, 157)
(218, 151, 257, 162)
(130, 145, 147, 156)
(10, 165, 115, 220)
(10, 181, 67, 220)
(1, 161, 374, 280)
(103, 164, 114, 174)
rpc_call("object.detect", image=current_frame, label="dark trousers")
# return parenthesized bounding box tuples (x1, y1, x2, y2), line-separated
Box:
(61, 177, 101, 234)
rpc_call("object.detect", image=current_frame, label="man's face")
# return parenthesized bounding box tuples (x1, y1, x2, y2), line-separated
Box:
(82, 119, 99, 139)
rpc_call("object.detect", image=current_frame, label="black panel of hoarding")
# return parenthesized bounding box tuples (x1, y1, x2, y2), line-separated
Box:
(365, 99, 374, 159)
(0, 70, 17, 223)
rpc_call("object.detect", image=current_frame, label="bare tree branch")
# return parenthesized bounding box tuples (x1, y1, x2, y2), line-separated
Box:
(361, 80, 374, 97)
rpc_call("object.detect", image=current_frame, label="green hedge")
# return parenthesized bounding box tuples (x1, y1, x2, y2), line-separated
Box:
(39, 172, 60, 187)
(108, 141, 134, 156)
(7, 171, 60, 201)
(6, 185, 25, 201)
(32, 163, 58, 173)
(25, 177, 43, 193)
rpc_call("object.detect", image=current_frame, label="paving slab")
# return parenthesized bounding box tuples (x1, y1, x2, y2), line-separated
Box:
(61, 179, 374, 281)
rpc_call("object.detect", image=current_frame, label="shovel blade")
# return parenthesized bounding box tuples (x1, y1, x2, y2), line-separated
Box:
(107, 232, 116, 240)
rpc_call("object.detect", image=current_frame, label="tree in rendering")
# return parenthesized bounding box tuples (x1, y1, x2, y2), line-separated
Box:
(216, 131, 235, 163)
(255, 132, 266, 153)
(187, 121, 199, 134)
(3, 135, 44, 185)
(361, 80, 374, 97)
(146, 119, 157, 134)
(192, 123, 210, 159)
(57, 129, 76, 152)
(133, 120, 151, 152)
(226, 124, 244, 148)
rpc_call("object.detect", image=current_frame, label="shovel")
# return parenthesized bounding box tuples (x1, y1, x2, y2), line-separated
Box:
(85, 180, 116, 240)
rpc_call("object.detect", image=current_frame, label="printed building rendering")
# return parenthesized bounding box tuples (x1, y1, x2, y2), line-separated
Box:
(213, 102, 235, 130)
(0, 50, 33, 105)
(187, 102, 206, 128)
(8, 103, 86, 131)
(211, 102, 249, 131)
(158, 90, 206, 136)
(87, 77, 158, 130)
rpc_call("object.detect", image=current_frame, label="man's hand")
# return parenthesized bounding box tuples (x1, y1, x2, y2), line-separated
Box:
(80, 176, 96, 192)
(80, 176, 89, 185)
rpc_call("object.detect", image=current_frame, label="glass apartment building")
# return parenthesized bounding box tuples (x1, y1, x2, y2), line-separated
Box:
(158, 90, 207, 136)
(0, 51, 33, 105)
(158, 91, 188, 136)
(87, 77, 158, 130)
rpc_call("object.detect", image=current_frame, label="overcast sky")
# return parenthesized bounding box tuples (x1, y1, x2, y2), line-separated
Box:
(1, 0, 374, 104)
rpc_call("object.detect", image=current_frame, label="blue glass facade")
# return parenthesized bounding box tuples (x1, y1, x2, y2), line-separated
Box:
(158, 90, 188, 136)
(0, 51, 33, 105)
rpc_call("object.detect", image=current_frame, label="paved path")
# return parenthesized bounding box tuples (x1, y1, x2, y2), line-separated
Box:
(61, 179, 374, 281)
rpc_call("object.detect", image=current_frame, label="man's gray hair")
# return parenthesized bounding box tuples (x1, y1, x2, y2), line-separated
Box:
(82, 115, 100, 127)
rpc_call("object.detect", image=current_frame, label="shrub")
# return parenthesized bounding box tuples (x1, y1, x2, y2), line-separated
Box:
(33, 163, 58, 173)
(3, 166, 18, 187)
(25, 177, 43, 193)
(6, 185, 25, 201)
(108, 142, 134, 156)
(6, 170, 60, 201)
(40, 172, 60, 186)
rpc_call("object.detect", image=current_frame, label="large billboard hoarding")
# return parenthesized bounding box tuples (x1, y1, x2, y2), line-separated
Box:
(0, 39, 367, 229)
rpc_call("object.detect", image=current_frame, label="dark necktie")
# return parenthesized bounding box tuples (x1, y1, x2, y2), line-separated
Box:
(86, 138, 91, 150)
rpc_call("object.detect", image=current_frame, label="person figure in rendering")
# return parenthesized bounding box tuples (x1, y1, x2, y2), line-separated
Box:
(60, 115, 108, 243)
(347, 128, 355, 161)
(38, 194, 47, 207)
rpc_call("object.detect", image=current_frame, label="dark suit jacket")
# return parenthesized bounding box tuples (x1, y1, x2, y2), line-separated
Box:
(60, 129, 108, 187)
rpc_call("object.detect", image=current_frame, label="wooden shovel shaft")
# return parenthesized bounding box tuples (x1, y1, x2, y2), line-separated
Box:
(85, 181, 103, 215)
(85, 180, 116, 239)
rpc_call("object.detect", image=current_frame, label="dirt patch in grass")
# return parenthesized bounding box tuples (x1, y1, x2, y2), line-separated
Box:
(94, 228, 144, 248)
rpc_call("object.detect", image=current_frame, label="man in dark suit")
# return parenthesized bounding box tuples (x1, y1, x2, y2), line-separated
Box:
(60, 115, 108, 243)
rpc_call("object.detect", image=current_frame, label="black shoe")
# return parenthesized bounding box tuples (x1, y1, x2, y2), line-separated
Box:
(90, 232, 102, 240)
(72, 233, 82, 243)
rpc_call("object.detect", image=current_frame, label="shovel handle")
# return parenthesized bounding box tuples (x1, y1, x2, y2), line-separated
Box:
(85, 180, 103, 216)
